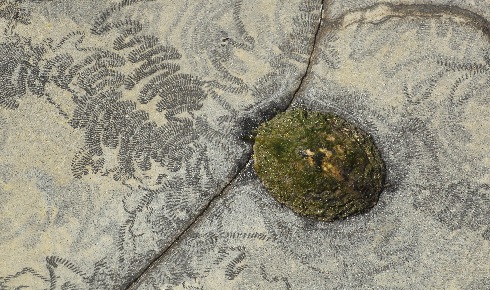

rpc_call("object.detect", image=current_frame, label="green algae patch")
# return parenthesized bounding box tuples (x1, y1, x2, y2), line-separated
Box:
(253, 109, 385, 221)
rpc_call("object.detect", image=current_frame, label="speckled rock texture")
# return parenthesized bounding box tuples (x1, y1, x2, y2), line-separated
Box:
(0, 0, 488, 289)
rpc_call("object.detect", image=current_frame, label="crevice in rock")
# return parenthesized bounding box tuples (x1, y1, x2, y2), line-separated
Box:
(326, 3, 490, 40)
(285, 0, 328, 109)
(124, 160, 251, 290)
(123, 1, 327, 289)
(122, 2, 490, 289)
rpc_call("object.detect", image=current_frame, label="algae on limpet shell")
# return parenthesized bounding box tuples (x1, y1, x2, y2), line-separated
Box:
(253, 109, 385, 221)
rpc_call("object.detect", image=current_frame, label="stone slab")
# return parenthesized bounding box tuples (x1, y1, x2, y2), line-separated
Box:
(0, 1, 488, 289)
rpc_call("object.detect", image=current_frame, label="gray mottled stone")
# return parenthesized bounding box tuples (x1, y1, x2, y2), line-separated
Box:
(327, 0, 490, 21)
(1, 1, 489, 289)
(0, 0, 321, 288)
(130, 3, 490, 290)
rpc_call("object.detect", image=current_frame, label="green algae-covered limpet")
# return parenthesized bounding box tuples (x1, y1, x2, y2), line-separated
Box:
(253, 109, 385, 221)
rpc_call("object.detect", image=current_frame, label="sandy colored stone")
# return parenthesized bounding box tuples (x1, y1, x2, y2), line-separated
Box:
(0, 0, 321, 288)
(131, 3, 490, 290)
(0, 1, 489, 289)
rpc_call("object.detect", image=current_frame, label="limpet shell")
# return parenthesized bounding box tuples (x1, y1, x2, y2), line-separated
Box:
(253, 109, 385, 221)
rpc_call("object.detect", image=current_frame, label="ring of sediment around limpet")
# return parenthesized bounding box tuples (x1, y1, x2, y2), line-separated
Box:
(253, 109, 385, 221)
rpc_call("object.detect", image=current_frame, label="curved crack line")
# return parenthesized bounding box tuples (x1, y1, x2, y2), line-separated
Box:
(325, 3, 490, 40)
(123, 1, 490, 288)
(123, 1, 327, 289)
(284, 0, 328, 109)
(123, 160, 251, 290)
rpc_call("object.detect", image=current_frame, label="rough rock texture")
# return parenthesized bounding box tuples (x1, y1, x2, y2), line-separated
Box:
(131, 3, 490, 290)
(0, 0, 321, 288)
(327, 0, 490, 21)
(0, 0, 488, 289)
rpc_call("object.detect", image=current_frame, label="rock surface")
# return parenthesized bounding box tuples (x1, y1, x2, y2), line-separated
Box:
(0, 0, 488, 289)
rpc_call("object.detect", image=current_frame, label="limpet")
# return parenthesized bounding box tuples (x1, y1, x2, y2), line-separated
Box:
(253, 109, 385, 221)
